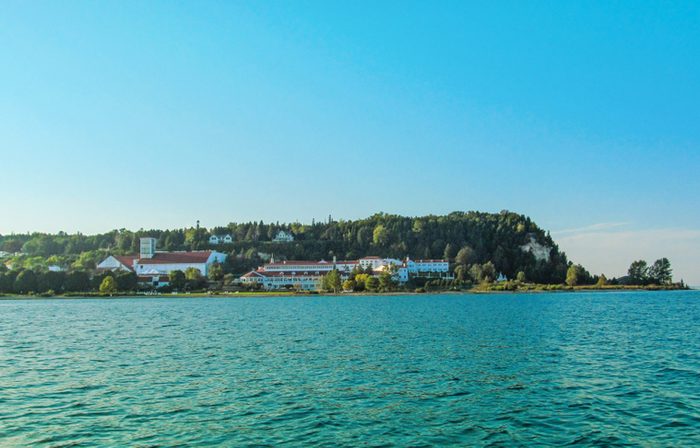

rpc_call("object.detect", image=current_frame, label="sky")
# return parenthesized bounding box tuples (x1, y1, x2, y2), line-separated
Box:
(1, 1, 698, 283)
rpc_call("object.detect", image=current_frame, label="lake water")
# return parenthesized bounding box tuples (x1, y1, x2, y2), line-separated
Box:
(1, 291, 700, 446)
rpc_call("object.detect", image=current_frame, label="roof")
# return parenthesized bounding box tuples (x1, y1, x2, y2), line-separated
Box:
(114, 255, 138, 270)
(411, 259, 448, 263)
(135, 252, 213, 265)
(242, 269, 329, 278)
(360, 256, 382, 260)
(266, 260, 331, 266)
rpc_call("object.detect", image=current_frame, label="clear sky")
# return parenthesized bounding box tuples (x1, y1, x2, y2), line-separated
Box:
(1, 1, 699, 283)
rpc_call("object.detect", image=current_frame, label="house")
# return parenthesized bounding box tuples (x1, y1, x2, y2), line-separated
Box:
(209, 234, 233, 245)
(272, 231, 294, 242)
(97, 237, 227, 288)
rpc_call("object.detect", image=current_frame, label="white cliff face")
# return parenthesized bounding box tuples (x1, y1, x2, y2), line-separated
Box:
(521, 236, 552, 262)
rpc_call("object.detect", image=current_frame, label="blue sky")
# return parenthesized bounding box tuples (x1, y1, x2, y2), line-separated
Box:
(1, 1, 698, 282)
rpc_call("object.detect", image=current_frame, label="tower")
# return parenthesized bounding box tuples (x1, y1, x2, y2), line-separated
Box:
(140, 237, 156, 259)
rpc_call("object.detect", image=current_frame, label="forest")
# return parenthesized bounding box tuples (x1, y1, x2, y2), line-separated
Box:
(1, 211, 569, 285)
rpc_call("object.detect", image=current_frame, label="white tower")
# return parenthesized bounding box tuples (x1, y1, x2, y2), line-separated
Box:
(140, 237, 156, 259)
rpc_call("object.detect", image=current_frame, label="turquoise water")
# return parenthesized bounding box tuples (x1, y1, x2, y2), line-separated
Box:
(1, 291, 700, 446)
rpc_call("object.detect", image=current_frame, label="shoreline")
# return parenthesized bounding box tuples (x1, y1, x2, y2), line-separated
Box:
(0, 286, 694, 300)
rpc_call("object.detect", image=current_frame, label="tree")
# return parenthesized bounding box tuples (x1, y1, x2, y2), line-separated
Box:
(365, 276, 379, 291)
(443, 243, 455, 261)
(628, 260, 649, 285)
(322, 269, 342, 293)
(648, 258, 672, 284)
(378, 271, 395, 291)
(115, 272, 137, 291)
(373, 225, 389, 246)
(481, 261, 496, 283)
(99, 275, 117, 294)
(208, 263, 224, 281)
(64, 271, 90, 292)
(37, 271, 66, 293)
(516, 271, 526, 283)
(342, 279, 356, 291)
(185, 267, 202, 280)
(566, 265, 579, 286)
(469, 264, 483, 283)
(455, 245, 476, 267)
(596, 274, 608, 287)
(184, 267, 206, 290)
(14, 270, 37, 293)
(566, 264, 593, 286)
(354, 273, 368, 291)
(454, 264, 468, 282)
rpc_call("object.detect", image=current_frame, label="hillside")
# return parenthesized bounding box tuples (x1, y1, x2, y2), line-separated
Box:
(0, 211, 569, 283)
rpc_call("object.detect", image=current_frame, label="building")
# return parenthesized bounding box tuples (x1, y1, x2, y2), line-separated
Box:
(240, 255, 450, 291)
(97, 237, 227, 288)
(405, 257, 450, 276)
(272, 231, 294, 242)
(209, 234, 233, 245)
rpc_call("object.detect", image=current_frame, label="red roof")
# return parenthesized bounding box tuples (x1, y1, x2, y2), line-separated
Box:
(268, 260, 331, 266)
(135, 252, 212, 265)
(243, 270, 330, 278)
(114, 256, 137, 270)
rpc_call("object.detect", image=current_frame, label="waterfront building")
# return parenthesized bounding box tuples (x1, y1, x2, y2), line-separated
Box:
(240, 256, 451, 291)
(97, 237, 227, 288)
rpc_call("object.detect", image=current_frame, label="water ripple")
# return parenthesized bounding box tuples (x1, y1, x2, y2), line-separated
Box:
(1, 291, 700, 446)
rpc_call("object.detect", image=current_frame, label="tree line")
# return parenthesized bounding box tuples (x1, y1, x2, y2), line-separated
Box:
(1, 210, 569, 284)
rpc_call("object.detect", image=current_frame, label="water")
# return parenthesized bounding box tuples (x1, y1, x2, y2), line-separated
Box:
(1, 291, 700, 446)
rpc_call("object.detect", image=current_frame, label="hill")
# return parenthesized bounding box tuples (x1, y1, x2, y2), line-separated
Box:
(0, 211, 568, 283)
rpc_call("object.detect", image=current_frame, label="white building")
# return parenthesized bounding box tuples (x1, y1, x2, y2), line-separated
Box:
(241, 270, 333, 291)
(358, 256, 387, 270)
(209, 234, 233, 245)
(405, 257, 450, 276)
(97, 237, 227, 288)
(240, 255, 451, 291)
(273, 231, 294, 242)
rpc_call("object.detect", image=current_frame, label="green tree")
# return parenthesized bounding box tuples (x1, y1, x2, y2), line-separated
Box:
(64, 271, 90, 292)
(208, 263, 224, 281)
(169, 270, 186, 290)
(443, 243, 455, 261)
(185, 267, 202, 280)
(596, 274, 608, 287)
(37, 271, 66, 293)
(342, 279, 356, 291)
(481, 261, 496, 283)
(378, 270, 395, 291)
(354, 273, 368, 291)
(648, 258, 672, 284)
(516, 271, 526, 283)
(115, 272, 137, 291)
(454, 264, 468, 282)
(566, 265, 579, 286)
(455, 245, 476, 267)
(365, 276, 379, 291)
(322, 269, 342, 293)
(628, 260, 649, 285)
(14, 270, 37, 293)
(99, 275, 117, 294)
(373, 225, 389, 246)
